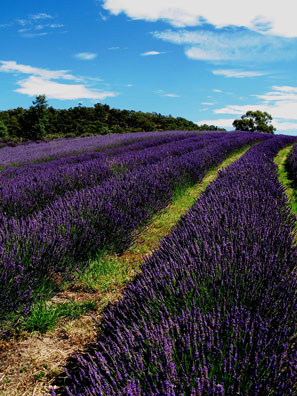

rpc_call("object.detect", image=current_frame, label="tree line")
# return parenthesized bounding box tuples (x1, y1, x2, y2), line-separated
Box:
(0, 96, 224, 142)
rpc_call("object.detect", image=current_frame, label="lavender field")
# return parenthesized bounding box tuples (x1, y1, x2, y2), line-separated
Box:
(0, 131, 296, 395)
(0, 130, 208, 168)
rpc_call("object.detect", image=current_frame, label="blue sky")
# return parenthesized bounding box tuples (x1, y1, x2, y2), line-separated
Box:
(1, 0, 297, 135)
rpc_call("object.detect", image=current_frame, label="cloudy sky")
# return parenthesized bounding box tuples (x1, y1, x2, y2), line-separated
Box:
(1, 0, 297, 135)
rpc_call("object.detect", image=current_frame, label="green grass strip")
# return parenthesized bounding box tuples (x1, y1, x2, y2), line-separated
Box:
(79, 144, 255, 292)
(274, 143, 297, 246)
(274, 143, 297, 217)
(21, 300, 97, 334)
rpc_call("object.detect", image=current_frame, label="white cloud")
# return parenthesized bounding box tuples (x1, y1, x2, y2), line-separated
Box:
(0, 60, 118, 101)
(215, 102, 297, 119)
(30, 13, 53, 20)
(49, 24, 64, 28)
(81, 76, 103, 83)
(141, 51, 163, 56)
(186, 47, 224, 61)
(212, 69, 266, 78)
(10, 13, 63, 37)
(197, 117, 297, 133)
(16, 13, 53, 27)
(215, 85, 297, 121)
(20, 32, 48, 38)
(75, 52, 98, 60)
(213, 89, 222, 93)
(0, 60, 77, 81)
(271, 85, 297, 93)
(201, 102, 214, 105)
(15, 76, 117, 100)
(197, 118, 234, 128)
(255, 92, 297, 102)
(155, 89, 179, 97)
(16, 19, 28, 26)
(101, 0, 297, 38)
(153, 29, 295, 63)
(216, 105, 264, 115)
(273, 119, 297, 131)
(163, 93, 180, 98)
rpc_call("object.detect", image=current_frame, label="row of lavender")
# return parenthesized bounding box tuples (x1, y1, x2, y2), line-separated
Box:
(286, 142, 297, 186)
(106, 134, 224, 169)
(0, 133, 262, 330)
(56, 136, 297, 395)
(0, 130, 204, 168)
(0, 134, 199, 179)
(0, 134, 217, 219)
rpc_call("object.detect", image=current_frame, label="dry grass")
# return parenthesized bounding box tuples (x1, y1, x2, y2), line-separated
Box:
(0, 289, 122, 396)
(0, 144, 252, 396)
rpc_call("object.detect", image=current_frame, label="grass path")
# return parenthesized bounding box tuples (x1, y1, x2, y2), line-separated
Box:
(0, 144, 254, 396)
(274, 144, 297, 221)
(79, 144, 255, 294)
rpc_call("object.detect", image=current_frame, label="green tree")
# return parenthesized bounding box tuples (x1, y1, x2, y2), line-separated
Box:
(0, 100, 200, 140)
(233, 110, 275, 134)
(30, 95, 49, 139)
(0, 120, 8, 140)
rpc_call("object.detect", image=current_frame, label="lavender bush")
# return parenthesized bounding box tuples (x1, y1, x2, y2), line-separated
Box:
(53, 136, 297, 395)
(0, 133, 262, 331)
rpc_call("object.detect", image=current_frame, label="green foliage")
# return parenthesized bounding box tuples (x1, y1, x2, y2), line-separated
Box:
(0, 120, 8, 140)
(233, 110, 275, 134)
(30, 95, 49, 140)
(34, 371, 46, 380)
(100, 126, 110, 135)
(197, 123, 225, 131)
(18, 95, 49, 140)
(0, 96, 223, 141)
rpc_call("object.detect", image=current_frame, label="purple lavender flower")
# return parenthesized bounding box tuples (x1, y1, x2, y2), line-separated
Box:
(51, 135, 297, 395)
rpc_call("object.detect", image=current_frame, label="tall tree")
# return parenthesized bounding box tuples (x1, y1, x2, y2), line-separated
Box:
(233, 110, 275, 134)
(30, 95, 49, 139)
